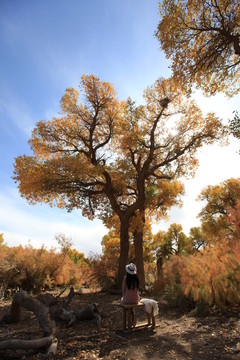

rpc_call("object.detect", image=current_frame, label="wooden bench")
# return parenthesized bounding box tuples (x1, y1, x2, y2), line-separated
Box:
(119, 302, 156, 330)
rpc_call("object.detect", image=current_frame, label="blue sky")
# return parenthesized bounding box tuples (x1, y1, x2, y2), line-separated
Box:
(0, 0, 239, 255)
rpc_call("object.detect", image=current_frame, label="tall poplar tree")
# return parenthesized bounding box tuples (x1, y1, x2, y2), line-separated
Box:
(13, 74, 225, 287)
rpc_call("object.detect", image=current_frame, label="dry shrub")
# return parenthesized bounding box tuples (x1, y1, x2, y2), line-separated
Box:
(88, 253, 118, 290)
(164, 240, 240, 312)
(1, 244, 89, 294)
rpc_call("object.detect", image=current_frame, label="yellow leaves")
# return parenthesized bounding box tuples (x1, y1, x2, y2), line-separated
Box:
(80, 74, 120, 119)
(156, 0, 240, 95)
(13, 156, 45, 203)
(197, 178, 240, 241)
(102, 232, 120, 256)
(13, 72, 227, 243)
(165, 239, 240, 308)
(1, 241, 89, 293)
(60, 88, 79, 114)
(228, 199, 240, 238)
(15, 84, 117, 208)
(146, 179, 185, 220)
(143, 76, 186, 117)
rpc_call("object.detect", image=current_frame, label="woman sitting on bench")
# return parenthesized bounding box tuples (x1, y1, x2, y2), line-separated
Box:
(121, 263, 140, 304)
(120, 263, 157, 329)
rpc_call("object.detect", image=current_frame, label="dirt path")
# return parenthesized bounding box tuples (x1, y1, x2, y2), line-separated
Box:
(0, 292, 239, 359)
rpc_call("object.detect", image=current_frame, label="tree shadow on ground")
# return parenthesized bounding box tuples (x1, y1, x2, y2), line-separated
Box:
(0, 291, 239, 359)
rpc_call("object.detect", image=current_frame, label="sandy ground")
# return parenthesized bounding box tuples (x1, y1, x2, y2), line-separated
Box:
(0, 291, 239, 359)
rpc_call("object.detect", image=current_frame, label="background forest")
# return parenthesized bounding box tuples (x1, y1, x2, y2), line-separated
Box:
(1, 176, 240, 313)
(1, 0, 240, 316)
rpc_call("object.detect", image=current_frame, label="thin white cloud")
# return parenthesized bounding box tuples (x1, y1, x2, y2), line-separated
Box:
(0, 187, 106, 255)
(0, 93, 35, 137)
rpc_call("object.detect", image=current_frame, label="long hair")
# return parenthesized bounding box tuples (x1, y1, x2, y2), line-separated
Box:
(126, 272, 139, 290)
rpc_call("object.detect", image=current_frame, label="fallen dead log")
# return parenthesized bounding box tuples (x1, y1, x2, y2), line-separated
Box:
(0, 291, 60, 358)
(2, 290, 54, 336)
(37, 292, 58, 307)
(52, 303, 101, 327)
(37, 288, 67, 306)
(75, 303, 101, 327)
(45, 337, 58, 358)
(0, 290, 102, 358)
(0, 335, 54, 350)
(53, 307, 76, 326)
(37, 286, 80, 308)
(0, 336, 58, 360)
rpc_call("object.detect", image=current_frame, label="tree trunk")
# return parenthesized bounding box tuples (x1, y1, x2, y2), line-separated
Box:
(134, 231, 145, 289)
(117, 217, 130, 288)
(133, 207, 146, 289)
(157, 256, 163, 284)
(157, 256, 163, 280)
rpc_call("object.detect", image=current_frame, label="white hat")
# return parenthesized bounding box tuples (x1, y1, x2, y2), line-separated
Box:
(126, 263, 137, 275)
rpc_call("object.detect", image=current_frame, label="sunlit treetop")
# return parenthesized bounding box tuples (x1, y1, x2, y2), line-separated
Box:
(156, 0, 240, 96)
(13, 74, 226, 222)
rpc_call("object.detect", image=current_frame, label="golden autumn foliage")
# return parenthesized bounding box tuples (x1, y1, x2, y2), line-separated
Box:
(101, 230, 122, 282)
(0, 234, 15, 298)
(197, 178, 240, 241)
(156, 0, 240, 96)
(154, 223, 193, 259)
(13, 74, 225, 213)
(13, 74, 226, 287)
(229, 110, 240, 139)
(87, 252, 117, 289)
(164, 240, 240, 311)
(227, 199, 240, 237)
(0, 236, 90, 296)
(147, 177, 240, 311)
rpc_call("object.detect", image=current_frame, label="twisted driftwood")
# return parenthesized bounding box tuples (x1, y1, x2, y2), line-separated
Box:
(75, 303, 101, 327)
(0, 288, 101, 358)
(0, 290, 57, 358)
(0, 336, 54, 350)
(2, 290, 54, 336)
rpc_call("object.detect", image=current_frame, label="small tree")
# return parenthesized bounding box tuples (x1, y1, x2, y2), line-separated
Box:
(154, 223, 193, 260)
(188, 226, 208, 251)
(197, 178, 240, 241)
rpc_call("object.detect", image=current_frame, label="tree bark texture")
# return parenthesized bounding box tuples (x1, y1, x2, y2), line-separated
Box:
(3, 290, 54, 336)
(117, 217, 130, 288)
(157, 256, 163, 280)
(134, 230, 145, 289)
(0, 336, 54, 350)
(75, 303, 101, 327)
(0, 289, 101, 357)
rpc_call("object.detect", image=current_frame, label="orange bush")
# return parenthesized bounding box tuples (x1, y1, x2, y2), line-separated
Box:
(164, 240, 240, 311)
(0, 241, 89, 294)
